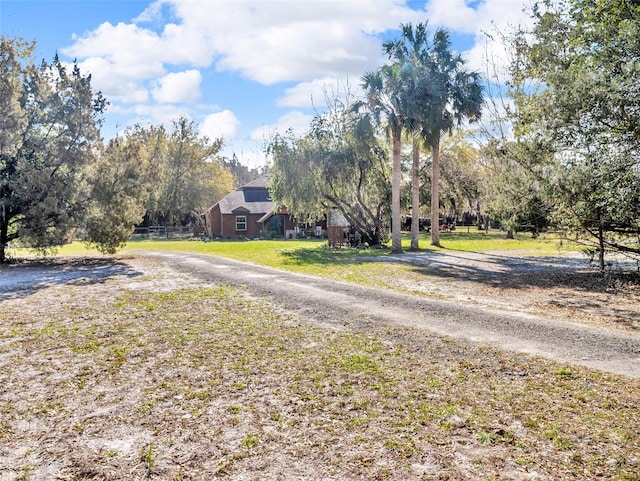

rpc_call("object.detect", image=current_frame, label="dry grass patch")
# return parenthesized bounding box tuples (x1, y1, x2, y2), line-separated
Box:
(0, 258, 638, 480)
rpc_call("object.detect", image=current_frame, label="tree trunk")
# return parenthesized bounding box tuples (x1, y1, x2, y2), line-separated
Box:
(410, 138, 420, 251)
(430, 136, 441, 247)
(361, 230, 380, 247)
(391, 128, 403, 254)
(597, 213, 606, 273)
(1, 212, 7, 264)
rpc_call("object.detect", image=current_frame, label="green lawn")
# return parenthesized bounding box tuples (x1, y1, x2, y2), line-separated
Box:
(119, 230, 571, 259)
(5, 230, 575, 288)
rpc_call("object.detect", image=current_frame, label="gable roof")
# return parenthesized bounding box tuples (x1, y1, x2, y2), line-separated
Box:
(210, 176, 274, 215)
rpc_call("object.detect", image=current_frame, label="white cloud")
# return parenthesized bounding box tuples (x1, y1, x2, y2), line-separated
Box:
(425, 0, 478, 33)
(64, 0, 421, 89)
(425, 0, 532, 73)
(251, 111, 314, 141)
(66, 22, 166, 76)
(129, 103, 193, 128)
(200, 110, 241, 141)
(133, 1, 164, 23)
(277, 77, 364, 108)
(69, 57, 150, 103)
(151, 70, 202, 103)
(55, 0, 533, 161)
(63, 22, 165, 103)
(63, 0, 531, 103)
(465, 33, 509, 78)
(211, 20, 380, 85)
(426, 0, 528, 34)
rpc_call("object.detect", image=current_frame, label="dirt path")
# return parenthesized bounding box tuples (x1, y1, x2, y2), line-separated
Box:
(2, 251, 640, 480)
(136, 251, 640, 378)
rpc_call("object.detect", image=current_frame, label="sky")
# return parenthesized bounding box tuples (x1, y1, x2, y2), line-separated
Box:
(1, 0, 532, 168)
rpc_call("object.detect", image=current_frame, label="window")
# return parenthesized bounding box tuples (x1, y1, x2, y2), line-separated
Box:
(244, 189, 270, 202)
(236, 215, 247, 231)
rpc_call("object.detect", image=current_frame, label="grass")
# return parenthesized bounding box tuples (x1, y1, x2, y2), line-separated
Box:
(6, 231, 612, 327)
(113, 230, 576, 290)
(4, 231, 575, 290)
(1, 266, 638, 479)
(5, 229, 572, 262)
(151, 229, 573, 256)
(5, 230, 638, 333)
(2, 230, 637, 476)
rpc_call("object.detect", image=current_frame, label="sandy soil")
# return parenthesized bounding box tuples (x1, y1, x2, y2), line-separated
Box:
(381, 249, 640, 332)
(1, 251, 639, 480)
(130, 250, 640, 378)
(2, 251, 639, 374)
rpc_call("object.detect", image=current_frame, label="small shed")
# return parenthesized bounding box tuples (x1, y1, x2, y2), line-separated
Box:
(327, 209, 351, 247)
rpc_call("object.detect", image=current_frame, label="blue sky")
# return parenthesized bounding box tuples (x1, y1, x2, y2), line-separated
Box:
(1, 0, 530, 167)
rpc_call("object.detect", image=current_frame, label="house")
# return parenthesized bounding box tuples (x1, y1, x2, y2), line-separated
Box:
(204, 177, 297, 239)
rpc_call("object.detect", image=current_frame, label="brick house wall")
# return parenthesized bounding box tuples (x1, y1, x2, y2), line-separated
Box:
(209, 206, 265, 239)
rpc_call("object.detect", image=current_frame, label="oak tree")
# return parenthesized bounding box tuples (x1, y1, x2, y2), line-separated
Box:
(269, 108, 390, 246)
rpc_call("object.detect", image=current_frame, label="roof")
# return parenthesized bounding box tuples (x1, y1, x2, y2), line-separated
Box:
(257, 208, 276, 224)
(211, 176, 274, 215)
(242, 176, 269, 189)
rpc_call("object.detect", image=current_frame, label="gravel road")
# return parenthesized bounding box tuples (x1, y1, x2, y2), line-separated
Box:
(139, 251, 640, 379)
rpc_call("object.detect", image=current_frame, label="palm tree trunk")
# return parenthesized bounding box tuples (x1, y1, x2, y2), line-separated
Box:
(597, 209, 606, 273)
(410, 138, 420, 250)
(391, 128, 403, 253)
(430, 135, 441, 247)
(0, 209, 7, 264)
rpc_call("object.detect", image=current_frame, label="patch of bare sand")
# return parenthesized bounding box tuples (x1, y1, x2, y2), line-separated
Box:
(381, 250, 640, 332)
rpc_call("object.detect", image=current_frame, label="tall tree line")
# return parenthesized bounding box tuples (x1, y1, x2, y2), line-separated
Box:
(484, 0, 640, 269)
(0, 37, 239, 262)
(272, 5, 640, 270)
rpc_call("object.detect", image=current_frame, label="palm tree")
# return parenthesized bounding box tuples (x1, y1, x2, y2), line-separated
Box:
(426, 29, 484, 246)
(384, 23, 435, 251)
(360, 64, 411, 254)
(385, 24, 484, 247)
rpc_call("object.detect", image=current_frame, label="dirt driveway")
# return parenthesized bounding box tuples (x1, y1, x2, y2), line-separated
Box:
(2, 250, 640, 480)
(131, 250, 640, 378)
(1, 249, 639, 379)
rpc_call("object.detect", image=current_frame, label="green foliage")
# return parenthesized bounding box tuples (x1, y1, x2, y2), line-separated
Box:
(517, 0, 640, 267)
(0, 36, 106, 262)
(383, 23, 445, 250)
(241, 431, 260, 450)
(436, 132, 485, 223)
(482, 139, 554, 237)
(143, 443, 155, 476)
(84, 138, 149, 254)
(382, 23, 484, 248)
(269, 106, 391, 246)
(360, 62, 409, 253)
(125, 118, 234, 228)
(477, 19, 558, 239)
